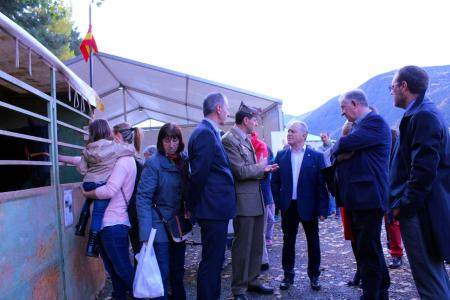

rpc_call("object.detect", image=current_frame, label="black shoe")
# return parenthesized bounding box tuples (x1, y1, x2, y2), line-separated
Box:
(234, 294, 248, 300)
(75, 211, 90, 236)
(248, 284, 274, 295)
(260, 263, 269, 271)
(347, 272, 361, 288)
(279, 278, 294, 290)
(347, 279, 362, 287)
(86, 231, 99, 257)
(310, 276, 321, 291)
(389, 256, 402, 269)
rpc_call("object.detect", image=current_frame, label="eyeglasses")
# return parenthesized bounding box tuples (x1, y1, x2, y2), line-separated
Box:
(388, 82, 403, 92)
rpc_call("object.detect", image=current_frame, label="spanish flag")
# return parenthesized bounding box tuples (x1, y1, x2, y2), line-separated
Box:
(80, 25, 98, 62)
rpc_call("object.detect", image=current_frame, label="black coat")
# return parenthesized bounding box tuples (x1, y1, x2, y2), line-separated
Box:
(187, 120, 236, 220)
(389, 96, 450, 261)
(332, 112, 391, 212)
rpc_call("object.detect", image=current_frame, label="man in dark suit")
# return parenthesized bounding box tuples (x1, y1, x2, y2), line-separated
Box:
(389, 66, 450, 298)
(332, 89, 391, 300)
(271, 121, 329, 292)
(187, 92, 237, 300)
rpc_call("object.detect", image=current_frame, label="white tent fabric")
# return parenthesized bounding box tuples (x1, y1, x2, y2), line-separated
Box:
(65, 52, 282, 126)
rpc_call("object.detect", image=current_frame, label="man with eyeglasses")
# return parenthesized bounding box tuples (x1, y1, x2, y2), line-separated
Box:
(331, 89, 391, 300)
(318, 132, 340, 220)
(389, 65, 450, 298)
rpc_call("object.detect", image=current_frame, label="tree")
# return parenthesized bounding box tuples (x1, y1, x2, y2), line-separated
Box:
(0, 0, 81, 60)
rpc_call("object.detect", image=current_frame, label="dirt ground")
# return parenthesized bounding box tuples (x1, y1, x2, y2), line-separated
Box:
(97, 216, 450, 299)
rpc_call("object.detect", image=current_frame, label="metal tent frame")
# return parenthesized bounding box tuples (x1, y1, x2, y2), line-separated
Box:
(65, 52, 283, 128)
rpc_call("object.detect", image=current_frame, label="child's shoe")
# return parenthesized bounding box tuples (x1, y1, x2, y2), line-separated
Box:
(75, 211, 89, 236)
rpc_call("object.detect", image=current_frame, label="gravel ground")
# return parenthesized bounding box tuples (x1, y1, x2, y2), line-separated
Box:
(97, 216, 450, 299)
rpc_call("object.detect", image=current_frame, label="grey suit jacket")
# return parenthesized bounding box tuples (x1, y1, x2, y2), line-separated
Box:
(222, 127, 265, 216)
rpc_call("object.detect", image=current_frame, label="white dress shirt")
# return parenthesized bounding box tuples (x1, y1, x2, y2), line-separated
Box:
(291, 145, 306, 200)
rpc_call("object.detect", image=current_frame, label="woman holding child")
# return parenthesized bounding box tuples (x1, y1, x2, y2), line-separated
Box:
(61, 119, 142, 300)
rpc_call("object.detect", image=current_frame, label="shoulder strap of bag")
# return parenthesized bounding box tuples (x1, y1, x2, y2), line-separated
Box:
(150, 161, 167, 225)
(152, 203, 168, 225)
(152, 203, 174, 241)
(120, 188, 129, 206)
(148, 158, 177, 239)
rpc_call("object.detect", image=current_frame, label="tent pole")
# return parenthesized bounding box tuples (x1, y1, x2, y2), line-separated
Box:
(88, 2, 93, 88)
(184, 76, 189, 125)
(122, 87, 127, 122)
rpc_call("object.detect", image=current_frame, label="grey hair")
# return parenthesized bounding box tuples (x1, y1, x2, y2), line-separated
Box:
(339, 89, 369, 107)
(290, 121, 309, 134)
(203, 92, 226, 117)
(143, 145, 157, 156)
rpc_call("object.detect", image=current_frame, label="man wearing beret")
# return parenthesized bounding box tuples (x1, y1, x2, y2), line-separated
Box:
(222, 102, 279, 300)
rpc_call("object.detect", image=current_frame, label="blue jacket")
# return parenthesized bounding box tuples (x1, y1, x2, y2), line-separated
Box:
(187, 120, 236, 220)
(332, 112, 391, 212)
(136, 152, 188, 243)
(261, 148, 274, 205)
(390, 96, 450, 261)
(271, 146, 329, 221)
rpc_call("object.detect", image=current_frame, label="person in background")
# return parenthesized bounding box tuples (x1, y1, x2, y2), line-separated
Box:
(389, 65, 450, 298)
(384, 129, 404, 269)
(249, 132, 275, 267)
(318, 132, 334, 166)
(318, 132, 340, 219)
(136, 123, 189, 300)
(332, 89, 391, 299)
(264, 146, 276, 247)
(336, 121, 361, 288)
(272, 121, 329, 292)
(187, 93, 236, 300)
(143, 145, 157, 160)
(81, 122, 142, 300)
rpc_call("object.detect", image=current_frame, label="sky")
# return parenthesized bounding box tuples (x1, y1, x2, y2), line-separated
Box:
(70, 0, 450, 116)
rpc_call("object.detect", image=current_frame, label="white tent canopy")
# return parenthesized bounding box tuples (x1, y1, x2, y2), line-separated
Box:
(65, 52, 282, 127)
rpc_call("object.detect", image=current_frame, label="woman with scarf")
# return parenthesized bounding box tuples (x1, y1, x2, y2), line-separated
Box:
(136, 123, 189, 300)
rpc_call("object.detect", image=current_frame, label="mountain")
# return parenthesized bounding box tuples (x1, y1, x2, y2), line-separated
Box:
(297, 65, 450, 138)
(284, 111, 313, 125)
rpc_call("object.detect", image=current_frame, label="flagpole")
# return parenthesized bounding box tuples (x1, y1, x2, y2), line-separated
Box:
(88, 1, 93, 87)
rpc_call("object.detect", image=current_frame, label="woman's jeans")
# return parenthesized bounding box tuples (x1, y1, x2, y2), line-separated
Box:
(328, 195, 340, 217)
(81, 181, 109, 232)
(265, 203, 275, 241)
(98, 225, 134, 300)
(153, 240, 187, 300)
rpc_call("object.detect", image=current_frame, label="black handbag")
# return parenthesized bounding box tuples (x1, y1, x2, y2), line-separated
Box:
(320, 164, 337, 197)
(152, 204, 193, 243)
